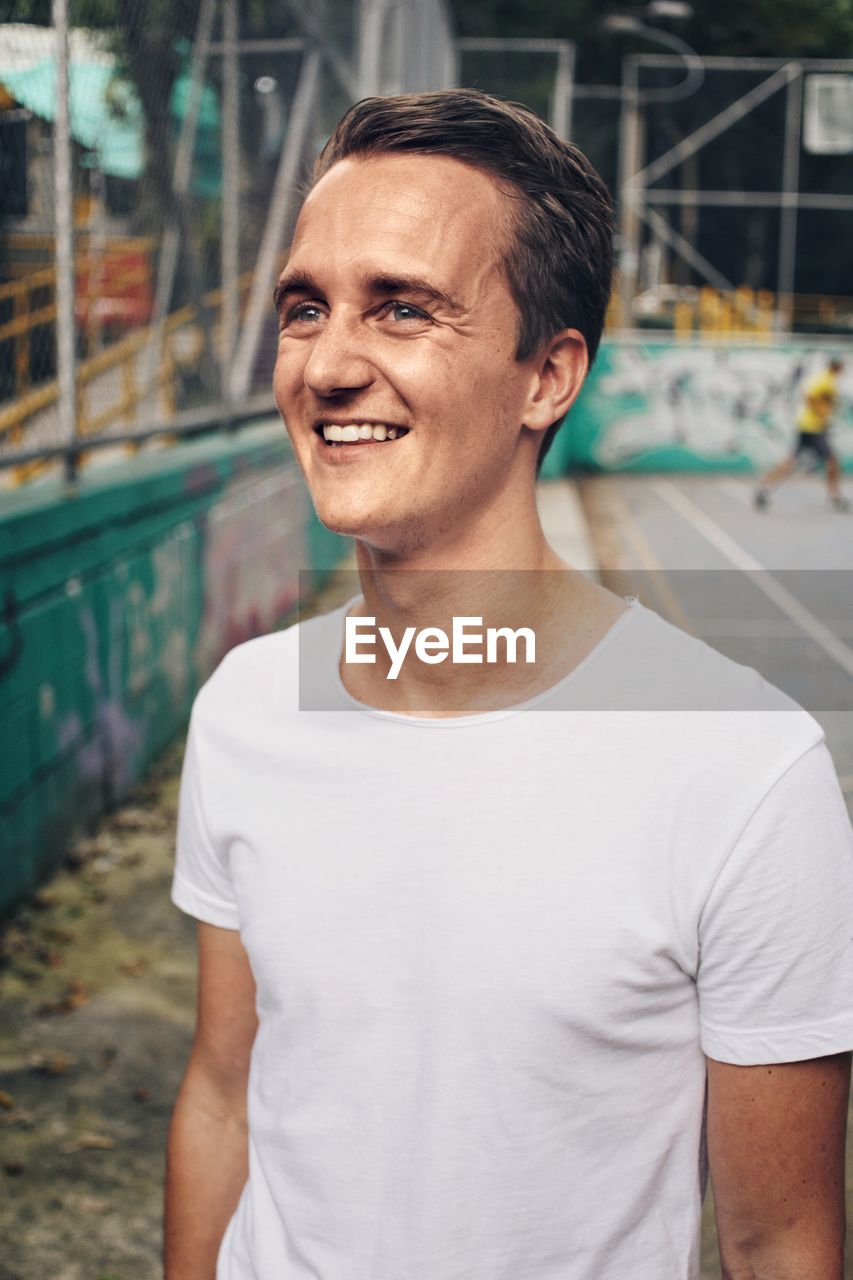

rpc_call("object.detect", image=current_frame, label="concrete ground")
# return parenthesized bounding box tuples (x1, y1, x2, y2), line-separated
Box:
(2, 474, 852, 1277)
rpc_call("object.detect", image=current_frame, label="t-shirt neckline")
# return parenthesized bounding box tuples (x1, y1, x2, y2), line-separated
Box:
(327, 595, 643, 727)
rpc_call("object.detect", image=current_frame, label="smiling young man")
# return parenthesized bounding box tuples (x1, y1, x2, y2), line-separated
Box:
(165, 91, 853, 1280)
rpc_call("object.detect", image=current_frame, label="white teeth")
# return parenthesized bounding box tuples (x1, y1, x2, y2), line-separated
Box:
(320, 423, 404, 443)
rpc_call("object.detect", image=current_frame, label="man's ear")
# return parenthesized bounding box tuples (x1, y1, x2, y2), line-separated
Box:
(522, 329, 588, 435)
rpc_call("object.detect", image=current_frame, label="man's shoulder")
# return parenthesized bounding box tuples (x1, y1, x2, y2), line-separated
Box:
(592, 601, 827, 792)
(192, 605, 344, 721)
(577, 599, 807, 716)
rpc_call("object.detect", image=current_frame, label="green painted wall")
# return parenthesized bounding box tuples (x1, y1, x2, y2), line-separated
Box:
(0, 422, 350, 916)
(540, 338, 853, 477)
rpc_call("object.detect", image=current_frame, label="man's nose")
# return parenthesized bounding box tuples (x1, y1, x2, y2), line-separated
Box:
(302, 314, 373, 398)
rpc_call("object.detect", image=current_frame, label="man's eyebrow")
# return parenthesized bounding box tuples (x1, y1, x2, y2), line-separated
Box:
(362, 273, 462, 313)
(273, 272, 320, 315)
(272, 269, 462, 316)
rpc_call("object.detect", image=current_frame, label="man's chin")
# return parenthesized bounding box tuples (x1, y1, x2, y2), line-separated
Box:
(313, 503, 418, 555)
(313, 501, 385, 542)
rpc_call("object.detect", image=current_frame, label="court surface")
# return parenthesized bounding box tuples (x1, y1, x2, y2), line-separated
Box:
(580, 472, 853, 801)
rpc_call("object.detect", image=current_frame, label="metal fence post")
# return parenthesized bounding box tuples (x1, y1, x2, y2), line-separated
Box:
(229, 46, 322, 404)
(221, 0, 241, 412)
(552, 41, 575, 140)
(358, 0, 390, 97)
(139, 0, 217, 406)
(617, 59, 643, 329)
(52, 0, 77, 476)
(776, 63, 803, 333)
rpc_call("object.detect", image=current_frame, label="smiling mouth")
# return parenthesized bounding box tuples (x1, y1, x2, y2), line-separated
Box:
(315, 423, 410, 445)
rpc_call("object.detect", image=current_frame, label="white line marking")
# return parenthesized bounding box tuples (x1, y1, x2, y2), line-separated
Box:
(651, 479, 853, 681)
(601, 482, 694, 632)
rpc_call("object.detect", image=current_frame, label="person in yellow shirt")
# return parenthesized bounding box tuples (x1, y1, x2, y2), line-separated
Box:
(754, 358, 848, 511)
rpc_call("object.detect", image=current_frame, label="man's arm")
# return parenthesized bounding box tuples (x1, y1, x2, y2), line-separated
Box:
(706, 1052, 851, 1280)
(165, 921, 259, 1279)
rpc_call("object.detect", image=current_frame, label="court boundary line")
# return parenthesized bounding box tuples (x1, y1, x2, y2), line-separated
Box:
(598, 482, 695, 634)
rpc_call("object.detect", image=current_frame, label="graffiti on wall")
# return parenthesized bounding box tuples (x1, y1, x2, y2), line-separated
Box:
(195, 467, 310, 677)
(573, 344, 853, 472)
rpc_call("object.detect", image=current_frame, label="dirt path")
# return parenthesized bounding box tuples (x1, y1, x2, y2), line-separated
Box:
(0, 741, 193, 1280)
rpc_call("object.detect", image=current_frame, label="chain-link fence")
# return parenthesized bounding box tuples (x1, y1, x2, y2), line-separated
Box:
(0, 0, 456, 480)
(615, 55, 853, 336)
(3, 8, 853, 482)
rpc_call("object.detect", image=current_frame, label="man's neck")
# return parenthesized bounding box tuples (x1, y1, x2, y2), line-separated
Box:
(340, 526, 628, 718)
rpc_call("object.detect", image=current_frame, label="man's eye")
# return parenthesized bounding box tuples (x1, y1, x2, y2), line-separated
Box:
(381, 302, 429, 323)
(285, 303, 323, 325)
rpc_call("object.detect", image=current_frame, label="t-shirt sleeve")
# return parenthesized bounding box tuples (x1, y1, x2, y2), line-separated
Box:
(698, 739, 853, 1064)
(171, 704, 241, 931)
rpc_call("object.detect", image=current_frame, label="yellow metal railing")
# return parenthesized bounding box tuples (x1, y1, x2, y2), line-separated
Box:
(608, 283, 853, 338)
(1, 264, 263, 486)
(0, 235, 157, 412)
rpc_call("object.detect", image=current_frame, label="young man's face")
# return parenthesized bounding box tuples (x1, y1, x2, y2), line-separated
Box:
(273, 152, 545, 555)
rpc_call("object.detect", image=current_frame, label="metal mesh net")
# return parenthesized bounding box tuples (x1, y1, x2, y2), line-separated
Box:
(0, 1, 456, 476)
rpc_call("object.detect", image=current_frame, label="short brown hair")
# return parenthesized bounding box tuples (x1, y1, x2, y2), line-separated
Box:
(313, 88, 614, 469)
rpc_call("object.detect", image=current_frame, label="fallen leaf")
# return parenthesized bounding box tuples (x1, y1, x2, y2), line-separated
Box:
(99, 1046, 119, 1070)
(36, 979, 89, 1017)
(3, 1160, 24, 1175)
(133, 1087, 152, 1103)
(0, 1108, 35, 1129)
(0, 1090, 14, 1110)
(112, 806, 163, 832)
(29, 1052, 76, 1076)
(77, 1195, 109, 1214)
(68, 835, 112, 865)
(2, 928, 29, 955)
(119, 957, 149, 977)
(63, 1132, 115, 1152)
(42, 926, 75, 945)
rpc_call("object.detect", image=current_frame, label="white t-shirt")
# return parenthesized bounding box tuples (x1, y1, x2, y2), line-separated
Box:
(172, 597, 853, 1280)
